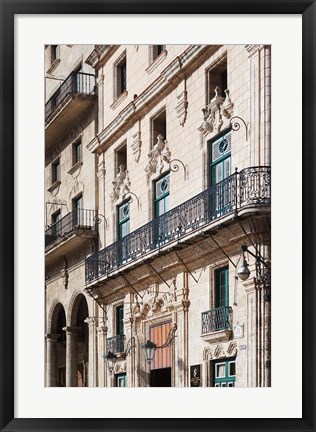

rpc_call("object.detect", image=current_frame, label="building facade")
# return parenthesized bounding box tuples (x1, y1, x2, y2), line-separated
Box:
(45, 44, 271, 388)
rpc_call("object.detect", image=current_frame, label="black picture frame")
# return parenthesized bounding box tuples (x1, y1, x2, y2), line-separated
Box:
(0, 1, 314, 431)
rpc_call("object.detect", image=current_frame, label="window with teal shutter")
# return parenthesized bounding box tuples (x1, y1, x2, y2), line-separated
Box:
(155, 174, 170, 218)
(210, 130, 232, 216)
(118, 202, 130, 240)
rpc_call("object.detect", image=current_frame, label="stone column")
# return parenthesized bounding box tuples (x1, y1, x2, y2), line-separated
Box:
(97, 318, 107, 387)
(85, 317, 96, 387)
(63, 326, 80, 387)
(45, 333, 59, 387)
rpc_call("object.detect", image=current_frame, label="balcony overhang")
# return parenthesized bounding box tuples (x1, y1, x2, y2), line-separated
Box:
(87, 210, 270, 304)
(201, 329, 233, 344)
(45, 228, 97, 267)
(45, 93, 96, 149)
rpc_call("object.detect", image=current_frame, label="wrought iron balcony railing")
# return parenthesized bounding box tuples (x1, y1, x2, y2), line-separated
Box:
(45, 72, 96, 125)
(45, 209, 97, 248)
(106, 335, 125, 354)
(201, 306, 233, 334)
(85, 166, 271, 284)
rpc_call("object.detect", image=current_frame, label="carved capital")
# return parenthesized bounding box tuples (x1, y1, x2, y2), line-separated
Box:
(84, 317, 96, 327)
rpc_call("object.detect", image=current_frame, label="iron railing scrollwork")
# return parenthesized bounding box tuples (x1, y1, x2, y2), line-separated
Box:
(201, 306, 233, 334)
(45, 72, 96, 125)
(45, 209, 97, 248)
(106, 335, 125, 354)
(85, 166, 271, 284)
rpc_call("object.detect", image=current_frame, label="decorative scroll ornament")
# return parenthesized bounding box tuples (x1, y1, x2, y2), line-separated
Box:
(198, 87, 234, 137)
(230, 115, 249, 141)
(175, 89, 188, 126)
(145, 134, 171, 179)
(132, 131, 142, 163)
(110, 164, 131, 202)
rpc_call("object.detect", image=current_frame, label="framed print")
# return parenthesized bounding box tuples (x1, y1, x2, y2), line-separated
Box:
(1, 1, 315, 431)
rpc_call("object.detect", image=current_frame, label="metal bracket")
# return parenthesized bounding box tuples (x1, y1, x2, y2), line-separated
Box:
(120, 274, 143, 300)
(84, 287, 107, 314)
(173, 251, 198, 283)
(209, 235, 237, 268)
(157, 323, 177, 349)
(146, 262, 171, 289)
(230, 116, 249, 141)
(170, 159, 188, 180)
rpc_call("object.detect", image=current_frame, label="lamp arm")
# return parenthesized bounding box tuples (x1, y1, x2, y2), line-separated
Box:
(241, 245, 268, 267)
(156, 323, 177, 349)
(124, 336, 136, 357)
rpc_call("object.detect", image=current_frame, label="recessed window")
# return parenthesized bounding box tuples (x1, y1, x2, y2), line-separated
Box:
(151, 109, 166, 148)
(72, 140, 82, 165)
(152, 45, 165, 61)
(116, 142, 127, 175)
(51, 45, 60, 65)
(207, 54, 227, 102)
(114, 52, 127, 99)
(52, 159, 61, 184)
(51, 210, 61, 236)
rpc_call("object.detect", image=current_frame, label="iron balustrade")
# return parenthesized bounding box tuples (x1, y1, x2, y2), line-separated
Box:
(45, 72, 96, 125)
(85, 166, 271, 284)
(106, 335, 125, 354)
(201, 306, 233, 334)
(45, 209, 97, 248)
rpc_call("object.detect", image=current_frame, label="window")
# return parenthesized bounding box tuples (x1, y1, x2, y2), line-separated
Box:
(208, 55, 227, 101)
(51, 45, 60, 65)
(115, 373, 126, 387)
(72, 140, 82, 165)
(72, 194, 83, 225)
(114, 53, 127, 99)
(209, 130, 232, 216)
(117, 201, 130, 264)
(116, 305, 124, 336)
(151, 109, 166, 147)
(214, 266, 230, 331)
(52, 159, 61, 184)
(152, 45, 165, 61)
(155, 174, 170, 218)
(213, 358, 236, 387)
(118, 201, 130, 239)
(116, 142, 127, 175)
(51, 210, 61, 237)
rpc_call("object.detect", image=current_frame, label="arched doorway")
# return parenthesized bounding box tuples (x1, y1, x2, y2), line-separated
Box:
(47, 302, 66, 387)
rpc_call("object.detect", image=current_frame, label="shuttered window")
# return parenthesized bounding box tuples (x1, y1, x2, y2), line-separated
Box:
(150, 321, 172, 370)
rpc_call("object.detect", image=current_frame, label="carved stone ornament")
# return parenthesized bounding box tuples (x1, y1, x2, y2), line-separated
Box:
(132, 131, 142, 163)
(110, 165, 131, 202)
(198, 87, 234, 137)
(60, 268, 69, 289)
(114, 360, 126, 374)
(145, 134, 171, 179)
(175, 90, 188, 126)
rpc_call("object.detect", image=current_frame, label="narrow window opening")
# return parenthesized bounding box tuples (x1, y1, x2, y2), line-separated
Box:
(208, 55, 227, 101)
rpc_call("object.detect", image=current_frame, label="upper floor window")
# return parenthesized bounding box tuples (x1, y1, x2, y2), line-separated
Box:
(155, 173, 170, 218)
(152, 45, 165, 61)
(51, 45, 60, 64)
(210, 130, 231, 186)
(207, 54, 227, 102)
(51, 159, 61, 184)
(72, 139, 82, 166)
(118, 201, 130, 239)
(114, 52, 127, 99)
(151, 108, 166, 147)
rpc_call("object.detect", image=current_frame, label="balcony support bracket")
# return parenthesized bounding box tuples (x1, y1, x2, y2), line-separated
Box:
(84, 287, 107, 314)
(146, 262, 171, 290)
(173, 251, 198, 283)
(209, 235, 237, 268)
(120, 274, 143, 300)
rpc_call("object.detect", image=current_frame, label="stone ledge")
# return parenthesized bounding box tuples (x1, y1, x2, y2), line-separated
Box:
(201, 329, 232, 344)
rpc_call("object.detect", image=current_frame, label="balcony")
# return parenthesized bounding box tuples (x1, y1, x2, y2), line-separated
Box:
(45, 209, 97, 264)
(106, 335, 125, 355)
(201, 306, 233, 343)
(85, 166, 271, 285)
(45, 72, 96, 148)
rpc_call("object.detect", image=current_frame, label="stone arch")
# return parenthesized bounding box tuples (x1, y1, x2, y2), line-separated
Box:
(67, 293, 90, 387)
(47, 299, 66, 334)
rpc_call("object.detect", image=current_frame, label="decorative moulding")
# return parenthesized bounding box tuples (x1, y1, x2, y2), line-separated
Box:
(175, 89, 188, 127)
(198, 87, 234, 137)
(145, 134, 171, 180)
(146, 49, 168, 75)
(201, 329, 232, 344)
(110, 165, 131, 202)
(110, 90, 128, 111)
(131, 131, 142, 163)
(67, 161, 83, 176)
(47, 180, 61, 194)
(46, 58, 61, 75)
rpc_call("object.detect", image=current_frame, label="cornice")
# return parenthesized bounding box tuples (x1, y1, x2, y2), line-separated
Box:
(87, 44, 222, 155)
(85, 45, 119, 69)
